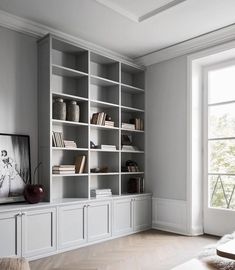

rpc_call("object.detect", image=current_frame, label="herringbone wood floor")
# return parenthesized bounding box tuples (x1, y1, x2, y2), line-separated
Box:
(30, 230, 218, 270)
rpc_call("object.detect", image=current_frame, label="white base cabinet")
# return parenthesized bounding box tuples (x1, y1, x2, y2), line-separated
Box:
(58, 200, 111, 249)
(21, 208, 56, 258)
(0, 194, 151, 260)
(0, 211, 21, 257)
(113, 195, 152, 236)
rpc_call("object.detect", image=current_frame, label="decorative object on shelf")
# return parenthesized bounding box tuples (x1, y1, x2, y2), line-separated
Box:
(67, 100, 80, 122)
(127, 177, 144, 194)
(105, 114, 112, 121)
(90, 166, 108, 173)
(122, 160, 139, 172)
(90, 141, 96, 149)
(0, 133, 31, 204)
(23, 162, 45, 204)
(75, 155, 86, 173)
(121, 134, 132, 145)
(53, 98, 66, 120)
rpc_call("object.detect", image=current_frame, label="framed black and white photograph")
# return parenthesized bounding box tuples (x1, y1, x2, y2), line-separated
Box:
(0, 133, 31, 204)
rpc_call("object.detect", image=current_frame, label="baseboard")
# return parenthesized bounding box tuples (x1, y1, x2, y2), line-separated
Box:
(152, 197, 188, 235)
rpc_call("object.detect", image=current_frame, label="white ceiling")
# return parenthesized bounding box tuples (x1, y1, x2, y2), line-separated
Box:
(0, 0, 235, 59)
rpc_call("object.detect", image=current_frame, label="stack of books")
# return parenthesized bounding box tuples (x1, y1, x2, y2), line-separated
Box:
(130, 118, 144, 130)
(105, 120, 114, 127)
(52, 131, 64, 147)
(75, 155, 86, 174)
(121, 123, 135, 130)
(91, 112, 106, 125)
(122, 145, 138, 151)
(127, 178, 144, 194)
(90, 189, 112, 198)
(64, 140, 77, 148)
(52, 165, 75, 174)
(99, 145, 116, 151)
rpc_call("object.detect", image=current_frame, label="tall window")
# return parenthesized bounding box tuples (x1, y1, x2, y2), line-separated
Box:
(206, 63, 235, 209)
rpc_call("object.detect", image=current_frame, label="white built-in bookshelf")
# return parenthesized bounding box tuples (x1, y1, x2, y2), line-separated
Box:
(38, 34, 145, 202)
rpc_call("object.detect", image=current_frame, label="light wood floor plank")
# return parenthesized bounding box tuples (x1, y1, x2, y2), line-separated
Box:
(30, 230, 218, 270)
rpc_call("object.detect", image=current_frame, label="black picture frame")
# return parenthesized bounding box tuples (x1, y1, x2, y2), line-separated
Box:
(0, 133, 31, 204)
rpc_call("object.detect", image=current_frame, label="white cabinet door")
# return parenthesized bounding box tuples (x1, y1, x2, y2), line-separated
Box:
(133, 196, 152, 231)
(113, 198, 133, 236)
(58, 204, 86, 249)
(87, 201, 111, 242)
(0, 211, 21, 257)
(22, 207, 56, 258)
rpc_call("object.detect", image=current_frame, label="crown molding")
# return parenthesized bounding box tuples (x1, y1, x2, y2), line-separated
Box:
(0, 9, 137, 66)
(136, 23, 235, 66)
(96, 0, 187, 23)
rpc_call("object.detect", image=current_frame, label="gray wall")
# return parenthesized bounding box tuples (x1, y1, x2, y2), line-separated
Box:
(0, 27, 38, 178)
(146, 56, 188, 200)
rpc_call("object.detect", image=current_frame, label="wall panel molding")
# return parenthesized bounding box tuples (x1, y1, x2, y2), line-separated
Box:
(152, 197, 189, 235)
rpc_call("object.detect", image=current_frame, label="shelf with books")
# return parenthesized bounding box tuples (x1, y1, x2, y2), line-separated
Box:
(39, 35, 145, 202)
(121, 111, 144, 131)
(121, 152, 144, 173)
(90, 174, 119, 196)
(121, 174, 145, 195)
(90, 107, 119, 128)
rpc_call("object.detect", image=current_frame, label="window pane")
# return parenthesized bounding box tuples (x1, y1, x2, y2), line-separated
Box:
(208, 103, 235, 138)
(209, 175, 235, 209)
(208, 65, 235, 104)
(208, 139, 235, 174)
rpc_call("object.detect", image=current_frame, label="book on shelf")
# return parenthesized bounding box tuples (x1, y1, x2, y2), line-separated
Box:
(52, 131, 65, 147)
(121, 123, 135, 130)
(64, 140, 77, 148)
(52, 165, 75, 174)
(122, 145, 139, 151)
(90, 189, 112, 198)
(75, 155, 86, 174)
(129, 118, 144, 131)
(104, 120, 114, 127)
(91, 112, 106, 125)
(99, 144, 117, 150)
(127, 177, 144, 194)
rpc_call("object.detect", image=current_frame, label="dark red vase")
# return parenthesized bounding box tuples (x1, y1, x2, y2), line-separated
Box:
(23, 184, 45, 204)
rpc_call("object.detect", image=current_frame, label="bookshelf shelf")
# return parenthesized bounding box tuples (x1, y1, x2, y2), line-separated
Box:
(39, 35, 145, 201)
(52, 119, 89, 127)
(52, 147, 88, 151)
(121, 128, 144, 133)
(90, 124, 119, 131)
(90, 99, 119, 108)
(90, 75, 119, 87)
(52, 64, 88, 78)
(121, 105, 144, 113)
(121, 83, 145, 93)
(52, 92, 88, 102)
(52, 173, 89, 177)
